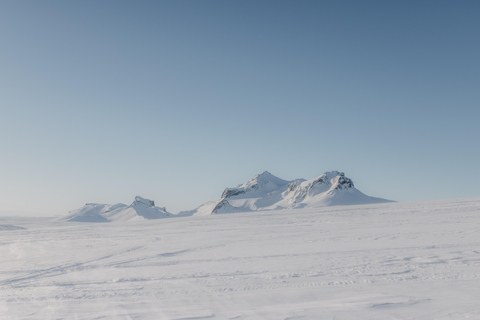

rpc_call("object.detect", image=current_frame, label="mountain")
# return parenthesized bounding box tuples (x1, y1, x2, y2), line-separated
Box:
(181, 171, 393, 216)
(63, 196, 171, 222)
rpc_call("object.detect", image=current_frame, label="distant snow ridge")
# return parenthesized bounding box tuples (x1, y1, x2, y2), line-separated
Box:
(181, 171, 393, 216)
(64, 196, 171, 222)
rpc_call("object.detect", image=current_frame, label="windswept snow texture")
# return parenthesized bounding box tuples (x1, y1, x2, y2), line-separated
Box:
(63, 196, 171, 222)
(183, 171, 393, 216)
(1, 198, 480, 319)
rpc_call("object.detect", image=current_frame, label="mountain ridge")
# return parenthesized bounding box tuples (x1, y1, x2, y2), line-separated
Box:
(181, 171, 393, 216)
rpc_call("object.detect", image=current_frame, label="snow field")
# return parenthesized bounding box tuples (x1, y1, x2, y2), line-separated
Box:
(1, 198, 480, 319)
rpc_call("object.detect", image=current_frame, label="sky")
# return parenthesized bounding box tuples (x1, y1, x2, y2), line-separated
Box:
(0, 0, 479, 216)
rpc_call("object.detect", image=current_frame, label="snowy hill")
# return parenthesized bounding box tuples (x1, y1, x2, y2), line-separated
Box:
(63, 196, 171, 222)
(182, 171, 393, 216)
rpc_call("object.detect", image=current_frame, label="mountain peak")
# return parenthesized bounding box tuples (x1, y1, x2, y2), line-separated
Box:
(307, 171, 353, 188)
(218, 171, 291, 200)
(241, 171, 289, 188)
(255, 170, 273, 178)
(319, 171, 344, 181)
(132, 196, 155, 207)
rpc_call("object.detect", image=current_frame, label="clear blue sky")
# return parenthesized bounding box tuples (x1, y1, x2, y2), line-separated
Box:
(1, 1, 479, 216)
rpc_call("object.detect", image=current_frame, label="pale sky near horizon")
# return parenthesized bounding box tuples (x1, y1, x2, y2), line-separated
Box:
(1, 1, 479, 216)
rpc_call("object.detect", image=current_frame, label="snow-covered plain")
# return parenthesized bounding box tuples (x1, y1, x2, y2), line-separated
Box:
(2, 198, 480, 319)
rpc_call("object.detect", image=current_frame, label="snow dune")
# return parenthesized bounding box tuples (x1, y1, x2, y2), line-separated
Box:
(1, 198, 480, 319)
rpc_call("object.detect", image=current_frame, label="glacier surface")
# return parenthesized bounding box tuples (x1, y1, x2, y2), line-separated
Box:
(1, 198, 480, 319)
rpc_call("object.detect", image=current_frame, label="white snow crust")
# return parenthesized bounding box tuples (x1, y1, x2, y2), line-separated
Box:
(182, 171, 393, 216)
(62, 196, 171, 222)
(2, 198, 480, 319)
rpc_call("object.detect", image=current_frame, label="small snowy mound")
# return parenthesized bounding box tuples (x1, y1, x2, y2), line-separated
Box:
(182, 171, 393, 216)
(64, 196, 171, 222)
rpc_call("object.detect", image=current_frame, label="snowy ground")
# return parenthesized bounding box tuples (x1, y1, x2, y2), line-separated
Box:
(1, 198, 480, 319)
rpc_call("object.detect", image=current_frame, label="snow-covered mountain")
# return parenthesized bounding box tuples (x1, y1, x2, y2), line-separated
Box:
(181, 171, 393, 216)
(63, 196, 171, 222)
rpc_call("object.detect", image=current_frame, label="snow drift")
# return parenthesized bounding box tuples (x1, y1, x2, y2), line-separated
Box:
(63, 196, 171, 222)
(182, 171, 393, 216)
